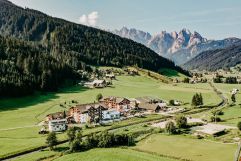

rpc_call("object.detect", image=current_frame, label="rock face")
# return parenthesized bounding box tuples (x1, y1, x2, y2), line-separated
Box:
(113, 27, 240, 65)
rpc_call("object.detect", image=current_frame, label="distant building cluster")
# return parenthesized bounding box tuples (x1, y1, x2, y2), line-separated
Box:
(43, 96, 184, 132)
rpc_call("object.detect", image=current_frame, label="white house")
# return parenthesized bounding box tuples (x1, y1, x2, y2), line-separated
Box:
(231, 88, 239, 95)
(174, 100, 181, 106)
(102, 109, 120, 121)
(48, 119, 67, 132)
(80, 113, 89, 124)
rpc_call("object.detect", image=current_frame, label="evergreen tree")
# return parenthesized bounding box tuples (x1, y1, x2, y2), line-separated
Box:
(165, 121, 176, 134)
(46, 132, 58, 151)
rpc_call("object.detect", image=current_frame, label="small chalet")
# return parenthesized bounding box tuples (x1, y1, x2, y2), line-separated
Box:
(99, 96, 131, 111)
(46, 111, 67, 122)
(84, 80, 107, 88)
(106, 73, 115, 79)
(138, 103, 164, 112)
(135, 96, 167, 113)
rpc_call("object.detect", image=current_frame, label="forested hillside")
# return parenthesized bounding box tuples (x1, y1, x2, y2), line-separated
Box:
(183, 43, 241, 71)
(0, 35, 82, 97)
(0, 0, 188, 97)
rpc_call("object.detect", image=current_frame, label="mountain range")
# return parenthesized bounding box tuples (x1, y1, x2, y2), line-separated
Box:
(113, 27, 240, 65)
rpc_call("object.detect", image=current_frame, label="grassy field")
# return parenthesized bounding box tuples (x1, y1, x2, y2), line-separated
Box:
(134, 134, 237, 161)
(214, 83, 241, 103)
(191, 83, 241, 126)
(54, 148, 178, 161)
(0, 75, 221, 158)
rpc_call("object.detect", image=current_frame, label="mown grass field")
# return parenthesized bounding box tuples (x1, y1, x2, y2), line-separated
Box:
(54, 148, 178, 161)
(0, 75, 221, 158)
(134, 134, 237, 161)
(192, 83, 241, 126)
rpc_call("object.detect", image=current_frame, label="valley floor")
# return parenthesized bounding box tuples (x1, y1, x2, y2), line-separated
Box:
(0, 75, 240, 161)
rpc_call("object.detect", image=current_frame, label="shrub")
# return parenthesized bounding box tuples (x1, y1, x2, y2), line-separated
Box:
(210, 116, 221, 122)
(96, 93, 103, 101)
(165, 121, 176, 134)
(175, 115, 187, 128)
(46, 132, 58, 151)
(183, 77, 190, 83)
(169, 100, 175, 106)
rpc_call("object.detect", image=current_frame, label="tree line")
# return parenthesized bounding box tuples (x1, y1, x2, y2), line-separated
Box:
(46, 127, 134, 152)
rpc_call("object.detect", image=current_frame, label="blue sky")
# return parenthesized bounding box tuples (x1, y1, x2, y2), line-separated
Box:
(9, 0, 241, 39)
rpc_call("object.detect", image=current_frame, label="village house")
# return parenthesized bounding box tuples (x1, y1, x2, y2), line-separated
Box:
(48, 119, 67, 132)
(231, 88, 239, 95)
(138, 102, 167, 113)
(99, 96, 131, 112)
(101, 109, 121, 122)
(84, 80, 107, 88)
(69, 103, 108, 124)
(135, 96, 167, 113)
(46, 111, 67, 122)
(105, 73, 116, 79)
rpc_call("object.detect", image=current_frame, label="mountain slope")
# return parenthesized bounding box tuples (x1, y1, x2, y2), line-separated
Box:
(113, 27, 240, 65)
(0, 0, 186, 72)
(0, 0, 189, 97)
(183, 43, 241, 71)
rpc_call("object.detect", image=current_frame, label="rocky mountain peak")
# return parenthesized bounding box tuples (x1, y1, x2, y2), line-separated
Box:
(113, 27, 240, 65)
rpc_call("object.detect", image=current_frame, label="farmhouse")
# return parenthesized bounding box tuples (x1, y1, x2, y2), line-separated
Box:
(135, 96, 167, 113)
(99, 96, 131, 112)
(138, 103, 166, 113)
(84, 80, 107, 88)
(48, 119, 67, 132)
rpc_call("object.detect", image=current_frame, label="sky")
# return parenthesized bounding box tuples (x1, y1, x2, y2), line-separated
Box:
(9, 0, 241, 39)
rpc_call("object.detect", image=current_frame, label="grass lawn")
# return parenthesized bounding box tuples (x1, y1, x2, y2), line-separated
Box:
(214, 83, 241, 104)
(0, 75, 221, 158)
(134, 134, 237, 161)
(54, 148, 178, 161)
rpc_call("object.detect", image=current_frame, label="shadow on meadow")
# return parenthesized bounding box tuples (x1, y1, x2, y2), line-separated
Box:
(0, 85, 89, 112)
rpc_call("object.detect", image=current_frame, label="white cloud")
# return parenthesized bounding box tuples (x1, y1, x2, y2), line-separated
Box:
(79, 11, 99, 26)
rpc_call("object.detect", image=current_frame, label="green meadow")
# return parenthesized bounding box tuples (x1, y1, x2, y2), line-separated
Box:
(134, 134, 237, 161)
(0, 75, 222, 158)
(54, 148, 178, 161)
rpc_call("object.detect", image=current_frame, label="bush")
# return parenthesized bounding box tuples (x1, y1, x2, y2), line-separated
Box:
(165, 121, 176, 134)
(212, 110, 224, 116)
(46, 132, 58, 151)
(183, 77, 190, 83)
(210, 116, 221, 122)
(175, 115, 187, 128)
(169, 100, 175, 106)
(237, 122, 241, 131)
(96, 93, 103, 101)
